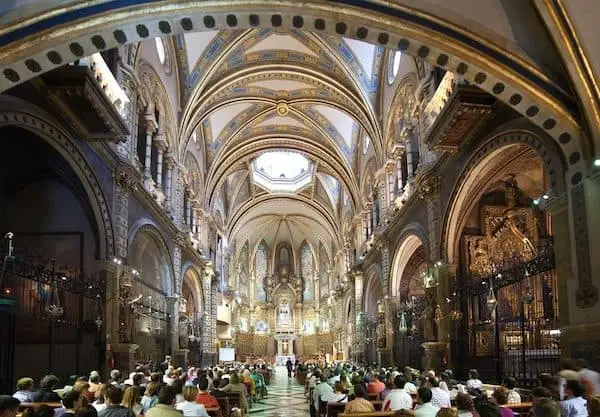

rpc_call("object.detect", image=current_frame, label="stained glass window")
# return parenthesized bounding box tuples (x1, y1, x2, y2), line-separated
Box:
(320, 243, 330, 297)
(301, 243, 314, 302)
(239, 242, 249, 298)
(255, 241, 267, 302)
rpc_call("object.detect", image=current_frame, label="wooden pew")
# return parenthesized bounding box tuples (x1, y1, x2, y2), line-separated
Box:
(206, 407, 224, 417)
(217, 393, 246, 417)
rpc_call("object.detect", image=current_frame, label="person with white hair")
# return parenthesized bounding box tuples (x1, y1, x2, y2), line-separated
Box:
(109, 370, 122, 388)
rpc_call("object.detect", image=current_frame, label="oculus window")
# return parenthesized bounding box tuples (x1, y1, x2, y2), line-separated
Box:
(251, 150, 312, 193)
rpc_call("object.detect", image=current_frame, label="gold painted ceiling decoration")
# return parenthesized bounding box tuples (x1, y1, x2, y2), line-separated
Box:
(170, 28, 385, 254)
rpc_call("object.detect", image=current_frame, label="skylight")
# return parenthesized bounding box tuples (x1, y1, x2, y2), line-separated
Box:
(252, 151, 312, 193)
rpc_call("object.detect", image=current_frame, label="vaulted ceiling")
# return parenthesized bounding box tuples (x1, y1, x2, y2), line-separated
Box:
(176, 28, 386, 254)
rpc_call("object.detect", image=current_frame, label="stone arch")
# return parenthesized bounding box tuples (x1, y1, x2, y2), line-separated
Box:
(136, 60, 178, 152)
(181, 263, 204, 314)
(364, 263, 383, 315)
(128, 220, 175, 296)
(442, 123, 567, 264)
(390, 223, 429, 297)
(0, 97, 115, 259)
(0, 2, 587, 171)
(384, 73, 419, 155)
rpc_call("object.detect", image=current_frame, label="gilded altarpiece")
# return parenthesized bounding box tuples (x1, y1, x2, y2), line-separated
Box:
(461, 178, 559, 383)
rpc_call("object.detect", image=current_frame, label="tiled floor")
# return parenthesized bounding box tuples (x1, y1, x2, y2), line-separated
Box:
(248, 366, 309, 416)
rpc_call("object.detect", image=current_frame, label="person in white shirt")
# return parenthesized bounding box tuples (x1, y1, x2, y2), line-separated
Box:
(502, 377, 521, 404)
(466, 369, 483, 390)
(415, 387, 440, 417)
(322, 382, 348, 404)
(176, 387, 209, 417)
(383, 375, 413, 411)
(313, 372, 334, 411)
(560, 380, 588, 417)
(13, 378, 35, 402)
(426, 376, 451, 408)
(577, 359, 600, 396)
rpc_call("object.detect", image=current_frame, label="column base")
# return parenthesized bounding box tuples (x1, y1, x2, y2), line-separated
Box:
(561, 323, 600, 368)
(421, 341, 448, 372)
(111, 343, 139, 373)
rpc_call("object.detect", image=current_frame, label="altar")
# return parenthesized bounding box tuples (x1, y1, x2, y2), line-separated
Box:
(276, 355, 296, 365)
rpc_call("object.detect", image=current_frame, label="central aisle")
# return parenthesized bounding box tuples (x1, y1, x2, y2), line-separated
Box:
(249, 365, 309, 416)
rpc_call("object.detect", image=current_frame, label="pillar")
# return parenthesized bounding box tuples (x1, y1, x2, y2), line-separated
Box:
(405, 139, 414, 184)
(143, 113, 157, 181)
(353, 269, 365, 362)
(396, 153, 404, 195)
(185, 189, 192, 228)
(164, 153, 174, 213)
(554, 172, 600, 364)
(385, 161, 396, 208)
(154, 135, 166, 190)
(191, 206, 198, 235)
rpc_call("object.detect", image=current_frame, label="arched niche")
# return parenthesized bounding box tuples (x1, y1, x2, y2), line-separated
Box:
(128, 225, 173, 297)
(182, 266, 204, 315)
(390, 226, 429, 298)
(443, 128, 566, 265)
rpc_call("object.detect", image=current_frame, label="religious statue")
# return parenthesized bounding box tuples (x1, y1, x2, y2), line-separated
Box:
(178, 316, 189, 348)
(422, 304, 438, 342)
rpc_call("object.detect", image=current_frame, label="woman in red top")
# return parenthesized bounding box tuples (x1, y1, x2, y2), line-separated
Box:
(196, 376, 219, 408)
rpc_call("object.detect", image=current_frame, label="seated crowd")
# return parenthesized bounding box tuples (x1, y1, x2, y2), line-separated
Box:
(302, 357, 600, 417)
(0, 357, 273, 417)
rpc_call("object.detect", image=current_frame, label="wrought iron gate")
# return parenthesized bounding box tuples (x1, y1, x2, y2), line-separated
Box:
(0, 238, 105, 393)
(457, 240, 560, 386)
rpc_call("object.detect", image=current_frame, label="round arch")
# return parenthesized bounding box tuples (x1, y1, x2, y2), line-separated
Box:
(128, 221, 175, 296)
(442, 125, 567, 264)
(206, 135, 361, 211)
(181, 264, 204, 313)
(0, 97, 115, 259)
(0, 2, 587, 171)
(364, 264, 383, 315)
(390, 224, 429, 297)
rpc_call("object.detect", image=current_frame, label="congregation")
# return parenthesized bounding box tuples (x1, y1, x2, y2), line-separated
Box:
(2, 357, 600, 417)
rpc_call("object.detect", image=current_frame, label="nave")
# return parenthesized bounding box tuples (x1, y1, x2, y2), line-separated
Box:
(249, 366, 308, 417)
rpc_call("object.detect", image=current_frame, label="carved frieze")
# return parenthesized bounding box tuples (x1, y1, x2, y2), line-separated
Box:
(424, 86, 495, 153)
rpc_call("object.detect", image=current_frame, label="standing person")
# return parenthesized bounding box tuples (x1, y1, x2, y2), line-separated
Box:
(286, 359, 293, 378)
(427, 377, 451, 408)
(195, 377, 219, 409)
(367, 374, 386, 396)
(501, 377, 521, 405)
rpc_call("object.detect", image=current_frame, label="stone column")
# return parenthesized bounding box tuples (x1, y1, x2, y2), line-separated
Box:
(385, 160, 396, 209)
(353, 269, 365, 362)
(154, 135, 166, 190)
(191, 206, 198, 235)
(143, 112, 157, 181)
(405, 139, 414, 185)
(363, 210, 369, 242)
(184, 189, 192, 229)
(164, 153, 175, 213)
(395, 151, 404, 195)
(116, 62, 139, 161)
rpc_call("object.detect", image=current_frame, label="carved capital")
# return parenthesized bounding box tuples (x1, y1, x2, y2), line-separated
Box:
(173, 232, 187, 247)
(417, 175, 441, 200)
(392, 144, 404, 159)
(114, 163, 140, 192)
(164, 152, 176, 169)
(153, 133, 168, 151)
(384, 160, 396, 173)
(143, 111, 158, 133)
